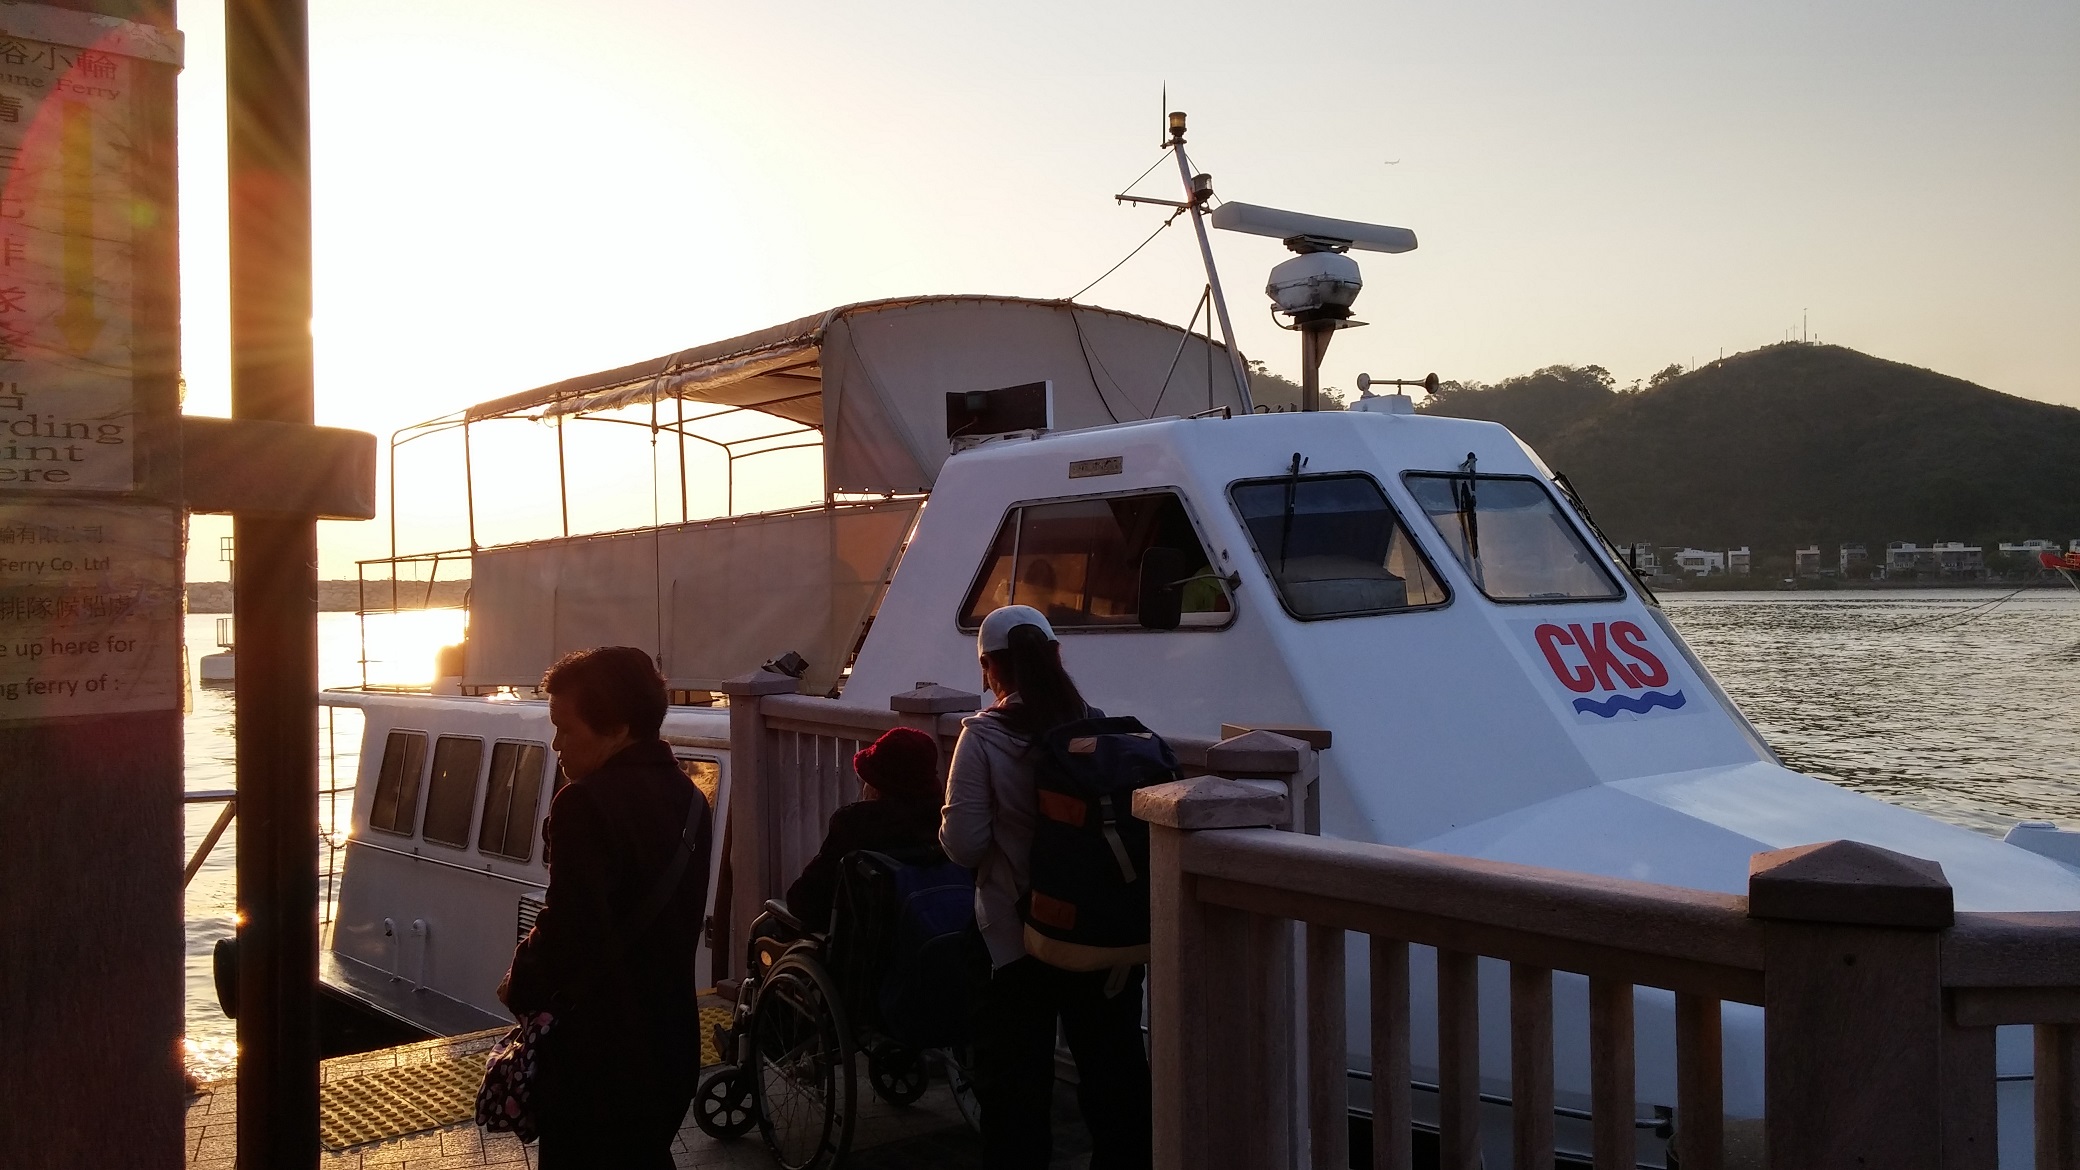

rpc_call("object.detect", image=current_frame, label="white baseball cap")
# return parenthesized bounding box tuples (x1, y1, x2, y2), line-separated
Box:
(978, 604, 1055, 655)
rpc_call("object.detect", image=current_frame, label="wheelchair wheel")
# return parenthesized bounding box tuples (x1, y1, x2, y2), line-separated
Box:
(940, 1045, 982, 1132)
(750, 952, 856, 1170)
(693, 1064, 756, 1139)
(867, 1044, 929, 1106)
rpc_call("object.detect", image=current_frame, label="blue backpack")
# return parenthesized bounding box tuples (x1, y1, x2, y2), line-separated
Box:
(835, 853, 976, 1050)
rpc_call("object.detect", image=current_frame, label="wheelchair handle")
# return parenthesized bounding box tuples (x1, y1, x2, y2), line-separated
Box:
(761, 898, 805, 933)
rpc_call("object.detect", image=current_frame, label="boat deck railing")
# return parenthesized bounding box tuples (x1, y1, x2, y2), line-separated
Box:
(185, 701, 360, 929)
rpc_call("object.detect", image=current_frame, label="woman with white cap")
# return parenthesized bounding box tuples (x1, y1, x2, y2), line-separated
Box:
(940, 605, 1153, 1170)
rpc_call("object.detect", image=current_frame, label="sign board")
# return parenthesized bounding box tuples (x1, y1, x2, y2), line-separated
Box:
(0, 500, 178, 717)
(0, 31, 138, 491)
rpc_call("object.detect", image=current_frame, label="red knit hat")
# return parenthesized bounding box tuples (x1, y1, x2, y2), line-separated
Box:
(853, 726, 939, 800)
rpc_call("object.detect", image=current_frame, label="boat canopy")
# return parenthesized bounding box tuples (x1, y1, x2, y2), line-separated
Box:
(432, 296, 1248, 695)
(453, 296, 1248, 495)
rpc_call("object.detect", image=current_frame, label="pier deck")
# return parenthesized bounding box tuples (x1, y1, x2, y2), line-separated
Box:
(183, 1029, 1086, 1169)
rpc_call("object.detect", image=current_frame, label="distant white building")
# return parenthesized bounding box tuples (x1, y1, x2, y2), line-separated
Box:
(1726, 547, 1751, 575)
(1795, 546, 1823, 577)
(1840, 543, 1869, 575)
(2000, 540, 2059, 559)
(1888, 541, 1985, 578)
(1675, 548, 1725, 576)
(1995, 540, 2069, 575)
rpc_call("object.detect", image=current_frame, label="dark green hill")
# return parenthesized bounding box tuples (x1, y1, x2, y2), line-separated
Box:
(1419, 344, 2080, 559)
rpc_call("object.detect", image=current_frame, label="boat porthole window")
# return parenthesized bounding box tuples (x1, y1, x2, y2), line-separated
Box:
(367, 730, 428, 837)
(957, 491, 1232, 631)
(421, 735, 485, 849)
(478, 741, 549, 862)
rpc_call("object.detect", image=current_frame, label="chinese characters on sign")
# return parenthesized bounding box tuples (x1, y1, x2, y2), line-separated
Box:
(0, 35, 136, 491)
(0, 501, 179, 717)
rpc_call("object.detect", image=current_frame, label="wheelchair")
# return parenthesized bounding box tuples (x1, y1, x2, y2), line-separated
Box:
(692, 849, 981, 1170)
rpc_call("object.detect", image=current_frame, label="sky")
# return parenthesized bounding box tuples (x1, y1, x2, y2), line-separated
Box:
(174, 0, 2080, 580)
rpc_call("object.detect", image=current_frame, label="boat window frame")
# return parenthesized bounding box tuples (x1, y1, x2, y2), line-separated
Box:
(420, 734, 488, 850)
(476, 739, 551, 863)
(1399, 470, 1625, 605)
(675, 755, 723, 813)
(1224, 469, 1454, 623)
(367, 729, 430, 839)
(953, 485, 1237, 635)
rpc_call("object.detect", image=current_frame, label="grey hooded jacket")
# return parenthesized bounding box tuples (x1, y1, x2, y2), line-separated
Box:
(940, 701, 1102, 969)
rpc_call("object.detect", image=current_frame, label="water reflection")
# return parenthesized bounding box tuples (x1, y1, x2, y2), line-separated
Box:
(181, 609, 465, 1083)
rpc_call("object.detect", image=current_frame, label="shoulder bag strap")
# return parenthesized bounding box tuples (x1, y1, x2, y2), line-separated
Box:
(617, 786, 706, 957)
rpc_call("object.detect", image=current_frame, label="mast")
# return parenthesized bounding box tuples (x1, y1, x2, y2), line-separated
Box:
(1168, 112, 1255, 413)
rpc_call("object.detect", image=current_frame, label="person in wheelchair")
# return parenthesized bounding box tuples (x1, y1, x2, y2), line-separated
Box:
(695, 729, 980, 1165)
(781, 725, 945, 932)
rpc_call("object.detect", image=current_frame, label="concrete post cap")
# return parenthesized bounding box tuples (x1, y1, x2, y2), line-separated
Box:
(890, 682, 982, 715)
(1748, 839, 1954, 929)
(717, 668, 803, 698)
(1206, 729, 1311, 777)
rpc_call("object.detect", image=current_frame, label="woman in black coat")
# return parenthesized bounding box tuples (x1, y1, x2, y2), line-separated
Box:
(501, 646, 712, 1168)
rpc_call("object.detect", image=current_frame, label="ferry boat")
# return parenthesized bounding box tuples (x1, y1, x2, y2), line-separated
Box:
(289, 264, 2080, 1165)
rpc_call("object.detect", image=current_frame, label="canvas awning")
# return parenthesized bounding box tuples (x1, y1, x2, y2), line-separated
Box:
(466, 498, 925, 695)
(450, 295, 1250, 496)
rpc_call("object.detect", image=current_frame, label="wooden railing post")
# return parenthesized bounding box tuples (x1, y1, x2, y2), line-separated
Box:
(889, 682, 980, 793)
(1750, 839, 1955, 1169)
(1208, 730, 1325, 1167)
(720, 667, 805, 971)
(1135, 777, 1291, 1170)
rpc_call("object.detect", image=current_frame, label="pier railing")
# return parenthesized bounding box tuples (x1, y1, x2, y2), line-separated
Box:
(717, 669, 1233, 967)
(713, 671, 2079, 1168)
(1139, 744, 2080, 1170)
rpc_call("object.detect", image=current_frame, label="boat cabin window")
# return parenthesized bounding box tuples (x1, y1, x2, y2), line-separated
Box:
(1228, 474, 1449, 619)
(959, 491, 1231, 631)
(421, 736, 486, 849)
(368, 730, 428, 837)
(677, 757, 721, 810)
(478, 741, 549, 862)
(1402, 473, 1623, 602)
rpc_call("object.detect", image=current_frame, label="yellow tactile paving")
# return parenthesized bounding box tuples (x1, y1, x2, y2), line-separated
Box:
(317, 1054, 484, 1150)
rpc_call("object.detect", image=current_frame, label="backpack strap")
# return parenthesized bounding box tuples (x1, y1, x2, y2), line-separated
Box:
(1096, 794, 1137, 883)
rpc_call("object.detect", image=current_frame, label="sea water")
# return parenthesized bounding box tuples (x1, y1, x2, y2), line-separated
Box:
(177, 590, 2080, 1082)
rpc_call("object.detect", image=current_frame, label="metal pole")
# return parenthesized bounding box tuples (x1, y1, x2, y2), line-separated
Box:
(676, 395, 688, 523)
(556, 414, 569, 537)
(462, 418, 477, 550)
(1299, 324, 1335, 412)
(387, 436, 399, 610)
(227, 0, 322, 1163)
(1170, 113, 1254, 413)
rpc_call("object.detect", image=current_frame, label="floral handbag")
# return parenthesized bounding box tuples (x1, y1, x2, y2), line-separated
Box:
(475, 1011, 554, 1141)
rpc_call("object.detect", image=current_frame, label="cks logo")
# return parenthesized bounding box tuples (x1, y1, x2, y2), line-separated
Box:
(1533, 620, 1688, 719)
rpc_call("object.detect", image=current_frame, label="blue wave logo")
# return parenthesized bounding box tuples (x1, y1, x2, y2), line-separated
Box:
(1572, 689, 1687, 718)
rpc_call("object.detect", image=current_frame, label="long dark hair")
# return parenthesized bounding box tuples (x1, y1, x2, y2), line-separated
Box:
(985, 622, 1088, 735)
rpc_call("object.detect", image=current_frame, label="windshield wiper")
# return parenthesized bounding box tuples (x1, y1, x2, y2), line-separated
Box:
(1452, 452, 1480, 583)
(1279, 452, 1306, 572)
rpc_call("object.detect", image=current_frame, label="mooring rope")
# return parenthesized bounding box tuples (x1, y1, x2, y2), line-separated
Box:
(1877, 586, 2028, 632)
